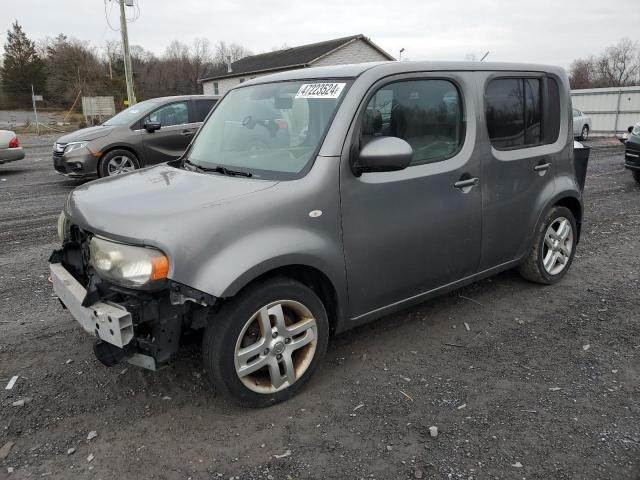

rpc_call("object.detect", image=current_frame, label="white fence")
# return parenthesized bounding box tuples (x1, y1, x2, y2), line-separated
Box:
(571, 86, 640, 136)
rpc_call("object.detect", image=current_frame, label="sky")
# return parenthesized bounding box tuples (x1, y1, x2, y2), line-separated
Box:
(3, 0, 639, 70)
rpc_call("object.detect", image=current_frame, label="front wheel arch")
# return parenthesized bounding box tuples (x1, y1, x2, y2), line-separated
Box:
(219, 264, 342, 335)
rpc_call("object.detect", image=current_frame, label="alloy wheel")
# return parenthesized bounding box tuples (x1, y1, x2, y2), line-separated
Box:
(107, 156, 136, 176)
(542, 216, 574, 275)
(234, 300, 318, 394)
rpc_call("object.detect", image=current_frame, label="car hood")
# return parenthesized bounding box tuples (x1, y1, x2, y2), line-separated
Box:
(57, 125, 115, 144)
(66, 163, 278, 248)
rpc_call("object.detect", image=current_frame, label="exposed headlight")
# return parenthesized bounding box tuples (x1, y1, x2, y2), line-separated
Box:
(632, 123, 640, 136)
(89, 237, 169, 289)
(57, 210, 67, 243)
(64, 141, 88, 154)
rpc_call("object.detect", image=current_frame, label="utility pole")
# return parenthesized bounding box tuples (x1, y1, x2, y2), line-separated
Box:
(118, 0, 136, 105)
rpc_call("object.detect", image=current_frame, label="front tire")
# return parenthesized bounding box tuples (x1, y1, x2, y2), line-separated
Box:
(519, 206, 577, 284)
(202, 277, 329, 407)
(98, 149, 140, 177)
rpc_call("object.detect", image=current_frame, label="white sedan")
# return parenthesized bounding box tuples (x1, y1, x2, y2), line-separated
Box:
(0, 130, 25, 165)
(572, 108, 591, 140)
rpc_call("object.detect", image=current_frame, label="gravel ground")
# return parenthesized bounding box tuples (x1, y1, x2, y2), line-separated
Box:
(0, 135, 638, 479)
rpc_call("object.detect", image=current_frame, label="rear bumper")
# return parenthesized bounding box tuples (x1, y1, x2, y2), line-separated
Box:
(0, 147, 25, 164)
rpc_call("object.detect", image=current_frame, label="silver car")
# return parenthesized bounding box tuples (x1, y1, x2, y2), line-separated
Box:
(0, 130, 25, 165)
(50, 61, 586, 407)
(573, 108, 591, 140)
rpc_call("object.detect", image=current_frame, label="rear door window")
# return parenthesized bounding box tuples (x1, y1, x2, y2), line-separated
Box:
(485, 79, 525, 149)
(485, 76, 560, 150)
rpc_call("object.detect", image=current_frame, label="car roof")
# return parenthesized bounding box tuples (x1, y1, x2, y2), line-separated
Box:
(241, 61, 566, 86)
(144, 94, 220, 103)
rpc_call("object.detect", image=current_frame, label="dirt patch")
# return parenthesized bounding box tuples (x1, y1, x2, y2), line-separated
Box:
(0, 137, 638, 479)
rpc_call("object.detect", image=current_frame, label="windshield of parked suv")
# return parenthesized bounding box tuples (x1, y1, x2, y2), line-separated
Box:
(103, 99, 158, 126)
(185, 80, 350, 179)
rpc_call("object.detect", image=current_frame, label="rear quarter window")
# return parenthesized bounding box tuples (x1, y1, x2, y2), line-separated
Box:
(195, 99, 217, 122)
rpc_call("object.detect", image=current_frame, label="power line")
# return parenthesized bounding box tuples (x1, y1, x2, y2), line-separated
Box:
(104, 0, 119, 32)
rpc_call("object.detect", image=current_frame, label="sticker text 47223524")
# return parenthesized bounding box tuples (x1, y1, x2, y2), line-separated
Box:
(295, 83, 346, 99)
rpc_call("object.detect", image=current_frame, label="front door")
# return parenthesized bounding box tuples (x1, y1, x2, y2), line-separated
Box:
(340, 75, 482, 318)
(142, 100, 196, 165)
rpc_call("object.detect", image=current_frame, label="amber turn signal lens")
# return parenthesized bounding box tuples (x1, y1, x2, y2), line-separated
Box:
(150, 255, 169, 281)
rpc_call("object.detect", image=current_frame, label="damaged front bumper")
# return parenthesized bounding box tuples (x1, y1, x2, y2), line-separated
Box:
(51, 263, 134, 348)
(50, 233, 215, 371)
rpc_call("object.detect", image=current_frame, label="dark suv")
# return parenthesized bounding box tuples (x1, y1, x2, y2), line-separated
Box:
(624, 122, 640, 184)
(52, 95, 219, 177)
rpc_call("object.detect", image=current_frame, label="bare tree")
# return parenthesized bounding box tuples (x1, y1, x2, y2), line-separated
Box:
(569, 57, 596, 89)
(595, 38, 640, 87)
(569, 38, 640, 89)
(214, 41, 252, 65)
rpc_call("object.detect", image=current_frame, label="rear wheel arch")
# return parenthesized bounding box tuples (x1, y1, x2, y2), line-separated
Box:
(554, 196, 583, 242)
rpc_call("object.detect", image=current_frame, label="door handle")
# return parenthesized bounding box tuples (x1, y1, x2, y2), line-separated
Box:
(454, 177, 479, 189)
(534, 162, 551, 172)
(180, 129, 195, 136)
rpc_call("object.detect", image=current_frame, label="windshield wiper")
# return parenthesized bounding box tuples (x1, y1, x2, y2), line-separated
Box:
(209, 165, 253, 177)
(182, 158, 252, 177)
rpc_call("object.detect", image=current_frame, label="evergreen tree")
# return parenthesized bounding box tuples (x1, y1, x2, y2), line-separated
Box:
(0, 21, 45, 107)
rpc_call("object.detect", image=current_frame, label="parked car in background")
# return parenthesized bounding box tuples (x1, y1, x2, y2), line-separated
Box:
(573, 108, 591, 140)
(624, 121, 640, 184)
(52, 95, 220, 178)
(0, 130, 25, 165)
(51, 61, 585, 407)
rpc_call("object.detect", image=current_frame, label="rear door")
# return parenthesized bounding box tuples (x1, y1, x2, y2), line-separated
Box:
(340, 73, 482, 318)
(478, 73, 561, 269)
(141, 100, 196, 165)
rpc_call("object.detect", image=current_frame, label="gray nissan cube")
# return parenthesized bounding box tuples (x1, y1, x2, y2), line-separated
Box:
(52, 95, 219, 178)
(50, 61, 585, 407)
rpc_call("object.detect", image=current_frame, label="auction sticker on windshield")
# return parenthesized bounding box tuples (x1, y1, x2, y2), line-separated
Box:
(295, 83, 346, 99)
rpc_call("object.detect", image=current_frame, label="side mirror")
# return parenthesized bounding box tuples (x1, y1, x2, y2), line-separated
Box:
(353, 136, 413, 176)
(144, 121, 161, 133)
(628, 126, 634, 134)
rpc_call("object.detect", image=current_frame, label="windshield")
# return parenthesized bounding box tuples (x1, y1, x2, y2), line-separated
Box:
(185, 80, 350, 179)
(103, 99, 158, 126)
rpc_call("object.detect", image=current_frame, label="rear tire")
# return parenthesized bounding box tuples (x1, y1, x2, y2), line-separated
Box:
(633, 171, 640, 185)
(98, 149, 140, 177)
(519, 206, 577, 284)
(202, 277, 329, 408)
